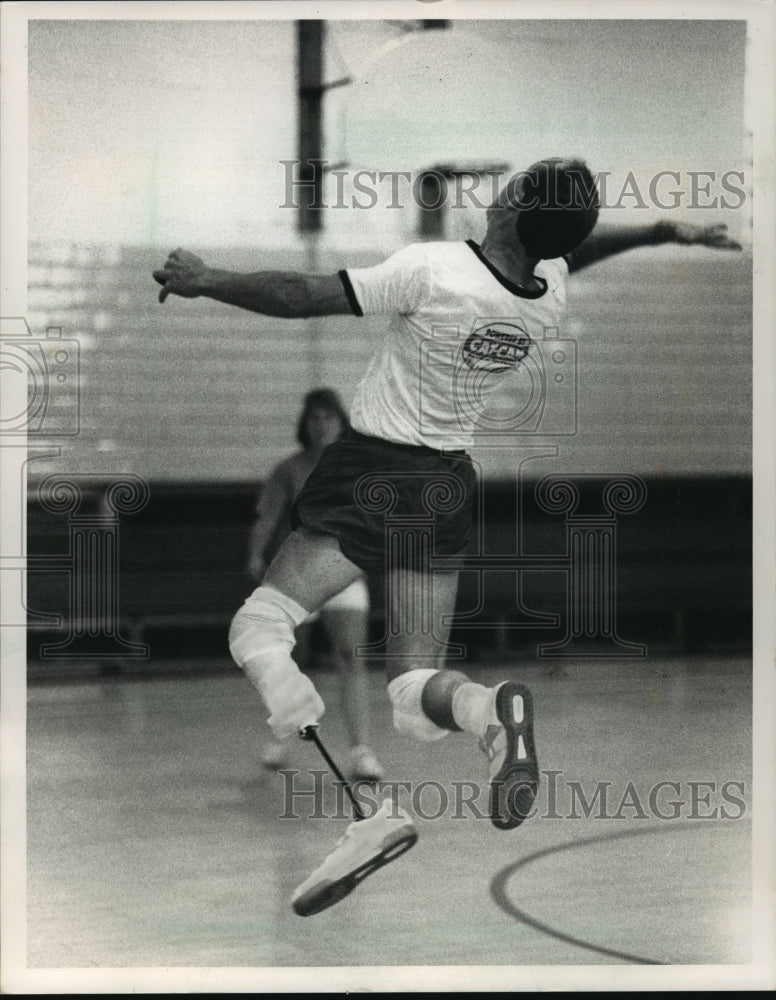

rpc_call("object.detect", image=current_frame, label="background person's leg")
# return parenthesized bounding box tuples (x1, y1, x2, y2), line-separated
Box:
(320, 604, 384, 781)
(321, 607, 371, 748)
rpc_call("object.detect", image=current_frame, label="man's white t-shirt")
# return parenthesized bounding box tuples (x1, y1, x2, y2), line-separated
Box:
(339, 239, 569, 450)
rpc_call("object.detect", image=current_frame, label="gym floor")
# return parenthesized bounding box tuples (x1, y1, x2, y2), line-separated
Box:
(15, 654, 763, 990)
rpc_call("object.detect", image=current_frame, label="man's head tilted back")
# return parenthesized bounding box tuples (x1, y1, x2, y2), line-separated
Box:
(488, 158, 600, 260)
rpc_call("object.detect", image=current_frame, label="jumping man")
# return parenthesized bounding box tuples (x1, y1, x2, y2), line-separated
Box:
(153, 158, 740, 914)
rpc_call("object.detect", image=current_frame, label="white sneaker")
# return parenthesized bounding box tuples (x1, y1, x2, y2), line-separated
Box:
(291, 798, 418, 916)
(480, 681, 539, 830)
(348, 744, 385, 783)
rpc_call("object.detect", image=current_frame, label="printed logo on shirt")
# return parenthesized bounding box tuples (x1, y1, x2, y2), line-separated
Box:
(461, 321, 532, 373)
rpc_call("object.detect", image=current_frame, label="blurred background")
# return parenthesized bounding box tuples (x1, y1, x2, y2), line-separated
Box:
(24, 16, 752, 667)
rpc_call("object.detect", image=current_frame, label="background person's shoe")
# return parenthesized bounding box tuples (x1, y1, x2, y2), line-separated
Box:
(348, 744, 385, 783)
(260, 740, 288, 770)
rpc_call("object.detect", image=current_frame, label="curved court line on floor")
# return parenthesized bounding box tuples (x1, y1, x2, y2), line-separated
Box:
(490, 822, 704, 965)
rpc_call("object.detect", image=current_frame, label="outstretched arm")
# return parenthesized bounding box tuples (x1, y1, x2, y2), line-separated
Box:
(152, 248, 353, 318)
(568, 220, 742, 273)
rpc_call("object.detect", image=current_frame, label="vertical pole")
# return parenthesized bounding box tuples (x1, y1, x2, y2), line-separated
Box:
(297, 20, 324, 235)
(297, 20, 325, 383)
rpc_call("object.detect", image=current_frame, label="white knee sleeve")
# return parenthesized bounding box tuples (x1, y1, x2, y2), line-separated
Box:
(387, 669, 450, 742)
(229, 585, 311, 683)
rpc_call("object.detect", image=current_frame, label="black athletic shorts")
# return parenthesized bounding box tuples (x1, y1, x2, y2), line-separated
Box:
(290, 428, 477, 575)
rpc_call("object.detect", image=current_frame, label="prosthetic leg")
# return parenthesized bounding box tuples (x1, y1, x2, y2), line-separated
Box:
(291, 726, 417, 917)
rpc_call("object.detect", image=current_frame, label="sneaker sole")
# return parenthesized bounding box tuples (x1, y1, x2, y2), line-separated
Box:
(489, 682, 539, 831)
(292, 826, 418, 917)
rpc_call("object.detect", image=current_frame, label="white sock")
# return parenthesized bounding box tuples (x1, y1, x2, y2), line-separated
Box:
(451, 682, 500, 738)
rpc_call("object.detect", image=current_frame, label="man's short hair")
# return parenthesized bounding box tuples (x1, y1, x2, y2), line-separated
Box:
(512, 158, 600, 259)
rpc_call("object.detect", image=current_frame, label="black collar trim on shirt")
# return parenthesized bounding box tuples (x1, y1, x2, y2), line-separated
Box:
(338, 269, 364, 316)
(465, 239, 548, 299)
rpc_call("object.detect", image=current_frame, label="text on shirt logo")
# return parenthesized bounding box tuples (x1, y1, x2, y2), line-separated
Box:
(461, 322, 532, 373)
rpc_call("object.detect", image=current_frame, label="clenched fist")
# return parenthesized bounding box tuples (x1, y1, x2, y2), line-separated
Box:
(153, 248, 209, 303)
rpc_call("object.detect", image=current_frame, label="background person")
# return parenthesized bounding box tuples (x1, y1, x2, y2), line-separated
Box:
(246, 388, 384, 783)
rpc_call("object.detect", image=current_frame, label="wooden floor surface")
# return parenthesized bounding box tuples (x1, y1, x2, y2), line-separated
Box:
(19, 654, 757, 989)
